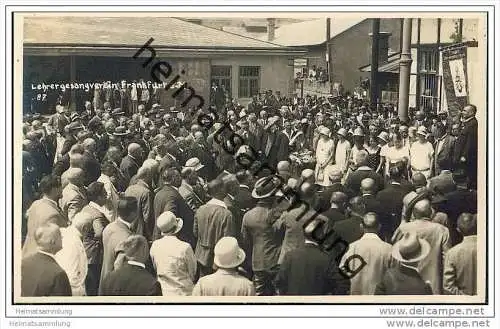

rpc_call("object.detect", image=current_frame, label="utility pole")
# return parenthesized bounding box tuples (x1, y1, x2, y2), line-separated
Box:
(370, 19, 380, 107)
(326, 18, 332, 94)
(398, 18, 413, 123)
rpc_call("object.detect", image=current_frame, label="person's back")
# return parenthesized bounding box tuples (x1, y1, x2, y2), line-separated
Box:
(21, 223, 72, 297)
(99, 263, 162, 296)
(192, 269, 255, 296)
(276, 242, 336, 295)
(392, 200, 450, 294)
(22, 252, 72, 297)
(443, 213, 477, 295)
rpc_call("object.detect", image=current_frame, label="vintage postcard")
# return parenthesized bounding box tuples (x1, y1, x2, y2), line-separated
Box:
(7, 6, 492, 313)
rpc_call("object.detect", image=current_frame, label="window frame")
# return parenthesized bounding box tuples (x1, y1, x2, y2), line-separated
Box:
(238, 66, 261, 98)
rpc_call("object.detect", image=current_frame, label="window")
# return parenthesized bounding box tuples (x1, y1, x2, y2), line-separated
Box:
(238, 66, 260, 98)
(418, 48, 440, 111)
(211, 66, 232, 98)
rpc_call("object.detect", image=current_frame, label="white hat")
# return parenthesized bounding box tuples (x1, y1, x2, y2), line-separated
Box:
(337, 128, 348, 137)
(318, 126, 331, 137)
(416, 126, 428, 136)
(184, 157, 204, 171)
(213, 237, 246, 269)
(157, 211, 183, 235)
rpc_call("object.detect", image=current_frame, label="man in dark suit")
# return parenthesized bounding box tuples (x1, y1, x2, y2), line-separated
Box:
(433, 122, 456, 176)
(275, 218, 343, 295)
(22, 223, 72, 296)
(321, 192, 348, 224)
(99, 235, 162, 296)
(436, 170, 477, 246)
(376, 167, 411, 241)
(100, 197, 136, 285)
(259, 116, 289, 170)
(375, 231, 433, 295)
(344, 151, 384, 198)
(120, 143, 143, 186)
(333, 196, 365, 244)
(125, 166, 155, 241)
(82, 138, 102, 186)
(154, 168, 195, 248)
(453, 104, 478, 189)
(316, 167, 346, 212)
(360, 178, 383, 215)
(235, 170, 256, 212)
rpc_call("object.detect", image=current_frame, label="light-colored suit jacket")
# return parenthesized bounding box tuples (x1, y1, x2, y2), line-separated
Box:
(392, 219, 451, 294)
(193, 200, 235, 268)
(340, 233, 393, 295)
(443, 235, 477, 295)
(22, 198, 69, 258)
(100, 219, 132, 285)
(60, 183, 88, 223)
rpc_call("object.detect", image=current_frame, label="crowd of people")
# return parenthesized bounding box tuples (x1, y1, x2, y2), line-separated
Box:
(20, 88, 478, 297)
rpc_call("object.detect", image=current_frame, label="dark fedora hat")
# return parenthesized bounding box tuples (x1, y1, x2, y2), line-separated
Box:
(251, 176, 281, 199)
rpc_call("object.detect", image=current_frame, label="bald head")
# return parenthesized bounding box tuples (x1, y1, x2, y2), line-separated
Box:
(142, 159, 159, 175)
(207, 179, 226, 199)
(412, 199, 432, 219)
(128, 143, 143, 158)
(34, 223, 62, 254)
(83, 138, 96, 153)
(355, 150, 369, 167)
(72, 212, 92, 236)
(330, 192, 348, 208)
(457, 213, 477, 236)
(362, 212, 380, 233)
(65, 167, 86, 187)
(360, 178, 376, 195)
(412, 172, 427, 189)
(349, 196, 367, 215)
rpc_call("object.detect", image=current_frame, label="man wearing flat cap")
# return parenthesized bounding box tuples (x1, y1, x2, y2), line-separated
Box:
(100, 235, 162, 296)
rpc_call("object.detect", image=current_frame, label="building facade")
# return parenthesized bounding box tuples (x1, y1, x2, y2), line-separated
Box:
(22, 16, 305, 114)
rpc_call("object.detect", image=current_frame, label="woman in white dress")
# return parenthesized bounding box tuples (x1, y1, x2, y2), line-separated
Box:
(384, 132, 410, 179)
(334, 128, 351, 174)
(314, 126, 335, 186)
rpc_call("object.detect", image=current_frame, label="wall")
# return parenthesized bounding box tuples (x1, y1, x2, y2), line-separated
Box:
(211, 55, 294, 104)
(328, 18, 402, 93)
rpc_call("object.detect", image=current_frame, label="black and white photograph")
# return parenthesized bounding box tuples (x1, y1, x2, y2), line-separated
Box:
(6, 6, 494, 319)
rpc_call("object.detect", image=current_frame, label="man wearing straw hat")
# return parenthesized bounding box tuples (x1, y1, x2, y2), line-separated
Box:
(374, 231, 433, 295)
(192, 237, 255, 296)
(150, 211, 196, 296)
(242, 176, 284, 296)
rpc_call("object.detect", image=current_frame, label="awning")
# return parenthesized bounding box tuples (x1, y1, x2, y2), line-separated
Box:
(360, 58, 400, 73)
(359, 52, 401, 73)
